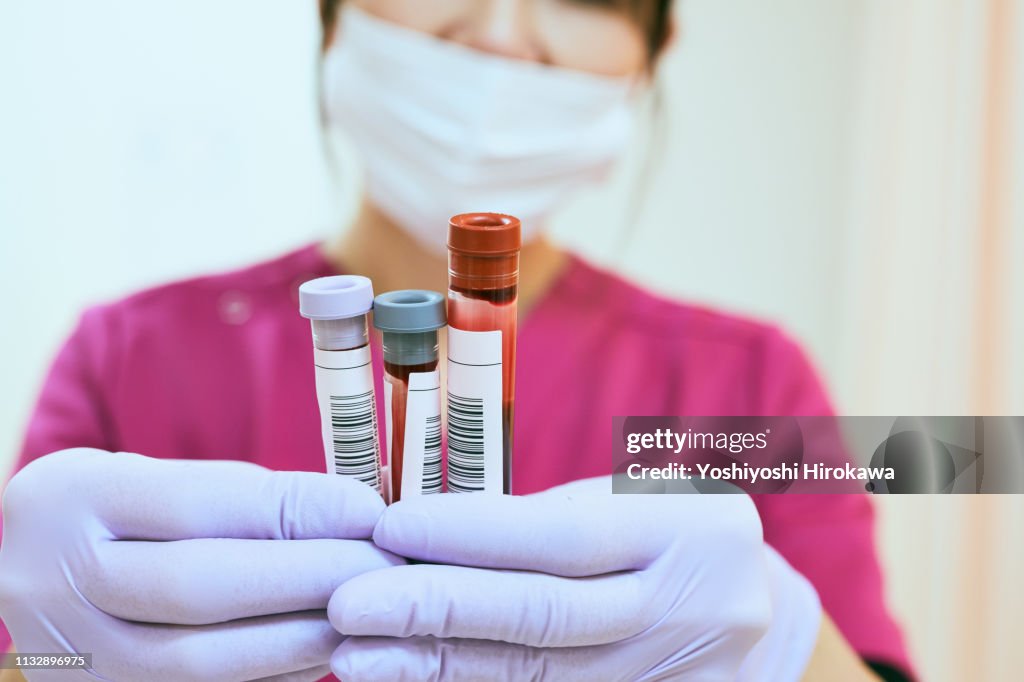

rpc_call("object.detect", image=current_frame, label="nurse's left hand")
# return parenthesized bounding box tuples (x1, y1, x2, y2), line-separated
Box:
(327, 479, 822, 681)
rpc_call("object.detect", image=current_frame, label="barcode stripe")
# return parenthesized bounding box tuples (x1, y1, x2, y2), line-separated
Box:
(447, 392, 485, 493)
(422, 414, 442, 494)
(329, 389, 380, 490)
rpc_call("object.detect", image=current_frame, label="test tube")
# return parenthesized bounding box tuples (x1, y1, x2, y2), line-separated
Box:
(373, 290, 446, 502)
(446, 213, 521, 494)
(299, 275, 382, 493)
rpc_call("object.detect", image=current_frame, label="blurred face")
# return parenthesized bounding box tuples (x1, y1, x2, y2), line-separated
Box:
(324, 0, 655, 249)
(347, 0, 649, 77)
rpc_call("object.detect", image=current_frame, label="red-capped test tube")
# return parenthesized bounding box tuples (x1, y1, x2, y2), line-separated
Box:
(373, 290, 446, 503)
(446, 213, 521, 494)
(299, 275, 382, 494)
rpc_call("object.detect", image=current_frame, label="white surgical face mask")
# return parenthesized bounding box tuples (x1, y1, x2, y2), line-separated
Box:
(323, 6, 639, 252)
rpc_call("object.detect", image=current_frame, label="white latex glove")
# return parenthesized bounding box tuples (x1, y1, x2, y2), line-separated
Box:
(328, 477, 821, 681)
(0, 449, 402, 681)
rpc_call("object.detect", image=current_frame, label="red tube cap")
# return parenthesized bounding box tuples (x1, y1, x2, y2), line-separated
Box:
(448, 213, 522, 255)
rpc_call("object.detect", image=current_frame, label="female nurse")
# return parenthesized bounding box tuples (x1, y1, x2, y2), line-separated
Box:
(0, 1, 915, 680)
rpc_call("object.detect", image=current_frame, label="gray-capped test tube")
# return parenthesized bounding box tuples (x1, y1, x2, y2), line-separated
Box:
(299, 275, 382, 493)
(373, 290, 446, 502)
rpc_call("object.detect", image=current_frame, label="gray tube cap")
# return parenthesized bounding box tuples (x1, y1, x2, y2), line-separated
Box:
(373, 290, 447, 332)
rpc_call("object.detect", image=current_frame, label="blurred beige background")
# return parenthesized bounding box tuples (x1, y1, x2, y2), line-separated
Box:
(1, 1, 1022, 679)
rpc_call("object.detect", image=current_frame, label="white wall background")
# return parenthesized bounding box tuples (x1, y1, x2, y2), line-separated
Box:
(0, 2, 336, 466)
(1, 1, 1022, 680)
(0, 0, 863, 458)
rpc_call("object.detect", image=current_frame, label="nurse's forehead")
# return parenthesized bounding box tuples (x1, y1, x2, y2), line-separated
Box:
(333, 0, 650, 77)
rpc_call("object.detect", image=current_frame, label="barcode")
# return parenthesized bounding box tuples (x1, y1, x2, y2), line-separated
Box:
(329, 389, 380, 490)
(447, 393, 484, 492)
(422, 414, 442, 494)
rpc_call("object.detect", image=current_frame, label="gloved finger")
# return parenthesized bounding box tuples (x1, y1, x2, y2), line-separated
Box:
(75, 451, 384, 540)
(251, 664, 332, 681)
(331, 636, 622, 682)
(106, 610, 341, 681)
(373, 493, 680, 576)
(84, 538, 403, 624)
(532, 474, 700, 497)
(329, 563, 651, 647)
(531, 475, 614, 497)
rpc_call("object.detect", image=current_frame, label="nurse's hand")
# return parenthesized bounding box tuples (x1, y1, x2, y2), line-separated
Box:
(328, 478, 821, 682)
(0, 448, 400, 681)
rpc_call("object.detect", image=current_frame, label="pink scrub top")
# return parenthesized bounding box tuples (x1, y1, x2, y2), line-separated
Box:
(5, 244, 913, 676)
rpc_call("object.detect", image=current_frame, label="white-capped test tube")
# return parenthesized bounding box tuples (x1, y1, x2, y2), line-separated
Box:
(299, 276, 382, 493)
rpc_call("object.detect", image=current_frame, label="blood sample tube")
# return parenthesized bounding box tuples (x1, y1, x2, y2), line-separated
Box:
(446, 213, 521, 494)
(299, 275, 382, 494)
(373, 290, 446, 503)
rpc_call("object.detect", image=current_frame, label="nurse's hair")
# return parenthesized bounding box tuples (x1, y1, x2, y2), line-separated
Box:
(317, 0, 674, 64)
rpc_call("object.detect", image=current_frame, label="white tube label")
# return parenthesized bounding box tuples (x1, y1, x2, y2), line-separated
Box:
(446, 328, 503, 494)
(313, 346, 382, 493)
(401, 370, 443, 498)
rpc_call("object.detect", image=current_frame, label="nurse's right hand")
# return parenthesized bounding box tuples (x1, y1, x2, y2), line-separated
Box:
(0, 448, 400, 681)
